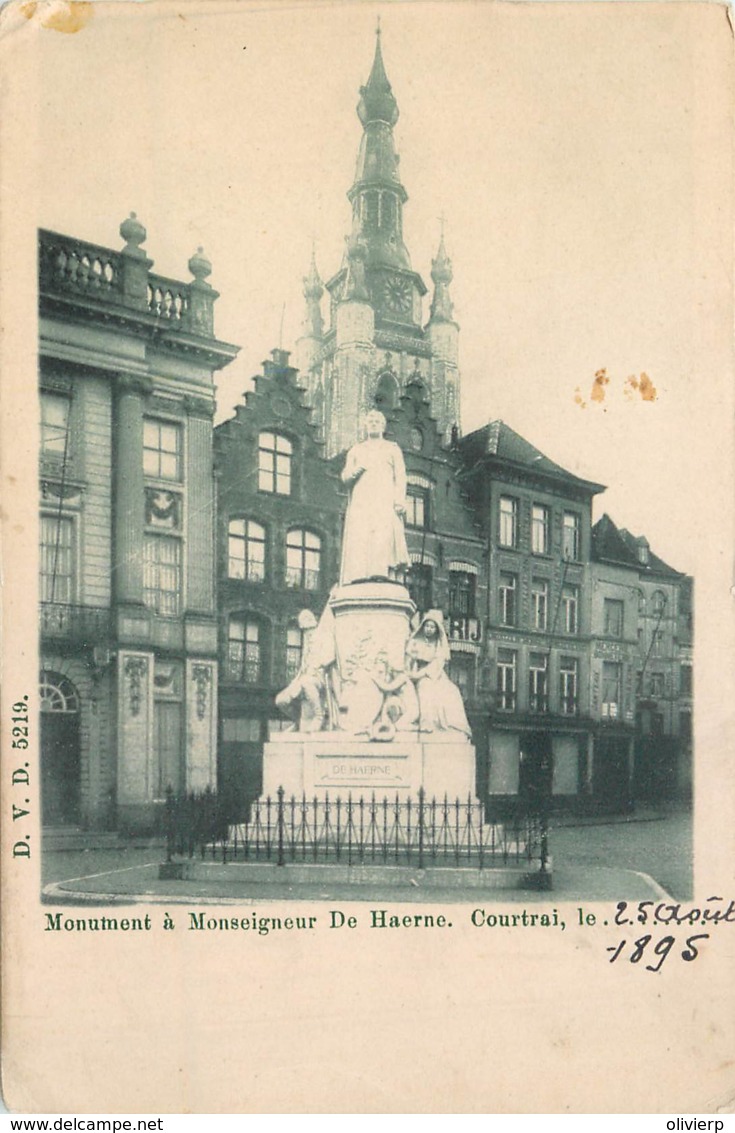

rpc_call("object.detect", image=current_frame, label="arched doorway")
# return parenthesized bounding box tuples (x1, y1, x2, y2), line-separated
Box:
(40, 670, 81, 825)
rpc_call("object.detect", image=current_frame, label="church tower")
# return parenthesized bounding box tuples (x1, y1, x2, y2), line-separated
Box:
(297, 26, 462, 456)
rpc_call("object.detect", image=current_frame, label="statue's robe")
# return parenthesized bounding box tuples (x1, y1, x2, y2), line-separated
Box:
(339, 438, 410, 585)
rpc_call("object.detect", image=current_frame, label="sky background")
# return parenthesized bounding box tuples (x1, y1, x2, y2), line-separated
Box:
(31, 0, 734, 577)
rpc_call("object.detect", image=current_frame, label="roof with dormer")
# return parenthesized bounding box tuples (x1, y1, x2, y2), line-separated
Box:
(592, 513, 683, 579)
(460, 420, 605, 495)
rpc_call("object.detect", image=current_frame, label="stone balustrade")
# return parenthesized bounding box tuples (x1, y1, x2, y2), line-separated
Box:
(39, 219, 217, 338)
(147, 273, 191, 323)
(39, 233, 123, 298)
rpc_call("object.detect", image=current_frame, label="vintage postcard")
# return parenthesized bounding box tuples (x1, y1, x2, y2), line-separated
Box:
(1, 0, 734, 1115)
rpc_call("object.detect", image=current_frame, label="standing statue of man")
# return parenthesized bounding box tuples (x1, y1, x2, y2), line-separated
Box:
(339, 409, 410, 585)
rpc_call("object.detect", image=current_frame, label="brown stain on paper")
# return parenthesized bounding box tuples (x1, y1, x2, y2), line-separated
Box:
(21, 1, 93, 33)
(590, 367, 610, 403)
(576, 369, 658, 408)
(625, 371, 658, 401)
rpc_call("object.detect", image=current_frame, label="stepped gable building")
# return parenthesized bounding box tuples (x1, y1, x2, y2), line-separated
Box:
(295, 26, 460, 456)
(38, 216, 238, 832)
(214, 349, 344, 808)
(385, 372, 486, 658)
(591, 514, 692, 804)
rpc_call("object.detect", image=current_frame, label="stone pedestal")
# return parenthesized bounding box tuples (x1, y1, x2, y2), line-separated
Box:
(261, 731, 476, 802)
(330, 580, 414, 680)
(262, 580, 479, 811)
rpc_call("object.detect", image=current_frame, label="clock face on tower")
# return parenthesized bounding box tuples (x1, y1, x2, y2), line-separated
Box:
(382, 275, 412, 316)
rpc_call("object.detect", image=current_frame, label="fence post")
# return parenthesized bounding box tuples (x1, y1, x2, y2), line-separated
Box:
(417, 787, 425, 871)
(539, 807, 549, 877)
(276, 785, 285, 867)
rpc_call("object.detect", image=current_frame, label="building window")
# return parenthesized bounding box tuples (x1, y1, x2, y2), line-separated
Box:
(499, 572, 517, 627)
(39, 670, 80, 714)
(406, 487, 429, 529)
(651, 630, 664, 657)
(499, 496, 518, 548)
(228, 519, 266, 582)
(562, 585, 579, 634)
(228, 617, 261, 684)
(41, 393, 70, 456)
(285, 529, 321, 590)
(562, 512, 580, 560)
(40, 515, 74, 603)
(143, 419, 182, 481)
(650, 673, 664, 698)
(497, 649, 516, 711)
(531, 504, 550, 554)
(407, 562, 433, 612)
(601, 661, 622, 718)
(285, 623, 304, 682)
(449, 571, 476, 618)
(143, 535, 181, 616)
(652, 590, 667, 617)
(364, 191, 379, 228)
(409, 427, 424, 453)
(381, 192, 397, 231)
(374, 370, 400, 412)
(531, 578, 548, 631)
(560, 657, 578, 715)
(680, 710, 692, 745)
(680, 663, 692, 697)
(529, 653, 549, 713)
(448, 654, 474, 699)
(222, 717, 262, 743)
(258, 431, 292, 495)
(604, 598, 624, 638)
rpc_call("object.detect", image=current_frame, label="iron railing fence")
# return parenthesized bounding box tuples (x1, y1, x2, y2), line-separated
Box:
(164, 786, 549, 873)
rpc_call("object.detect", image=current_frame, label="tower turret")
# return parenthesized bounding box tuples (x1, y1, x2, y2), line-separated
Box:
(303, 245, 324, 338)
(429, 230, 455, 324)
(295, 246, 325, 396)
(426, 228, 461, 440)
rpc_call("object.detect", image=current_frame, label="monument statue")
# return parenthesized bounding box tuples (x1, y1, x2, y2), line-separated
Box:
(339, 409, 410, 585)
(265, 436, 476, 804)
(406, 611, 472, 739)
(339, 657, 419, 741)
(272, 419, 472, 757)
(274, 607, 340, 732)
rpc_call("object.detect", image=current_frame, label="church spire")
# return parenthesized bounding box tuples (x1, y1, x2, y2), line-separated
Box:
(348, 25, 411, 272)
(357, 21, 399, 128)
